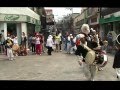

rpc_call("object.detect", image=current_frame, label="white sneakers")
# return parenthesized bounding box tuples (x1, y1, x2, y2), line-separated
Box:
(9, 58, 15, 61)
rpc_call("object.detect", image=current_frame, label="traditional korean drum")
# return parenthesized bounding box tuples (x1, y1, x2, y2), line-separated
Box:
(85, 50, 96, 65)
(83, 45, 96, 65)
(12, 44, 19, 51)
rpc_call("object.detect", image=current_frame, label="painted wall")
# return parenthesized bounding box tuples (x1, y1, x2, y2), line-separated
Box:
(104, 11, 120, 18)
(3, 23, 7, 40)
(16, 23, 22, 45)
(0, 23, 4, 33)
(0, 7, 40, 20)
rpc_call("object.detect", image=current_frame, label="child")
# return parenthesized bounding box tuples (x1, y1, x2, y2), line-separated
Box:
(113, 41, 120, 80)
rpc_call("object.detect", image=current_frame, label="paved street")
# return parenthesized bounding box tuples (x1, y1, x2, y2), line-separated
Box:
(0, 51, 117, 81)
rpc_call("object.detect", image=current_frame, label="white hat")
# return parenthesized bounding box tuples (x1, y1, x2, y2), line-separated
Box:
(70, 34, 72, 36)
(48, 35, 53, 39)
(81, 24, 90, 35)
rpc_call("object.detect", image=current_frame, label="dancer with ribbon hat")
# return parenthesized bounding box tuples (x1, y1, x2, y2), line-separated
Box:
(75, 24, 97, 81)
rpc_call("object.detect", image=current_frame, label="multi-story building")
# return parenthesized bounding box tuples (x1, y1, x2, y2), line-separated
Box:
(73, 8, 87, 34)
(0, 7, 41, 46)
(87, 8, 100, 33)
(99, 8, 120, 40)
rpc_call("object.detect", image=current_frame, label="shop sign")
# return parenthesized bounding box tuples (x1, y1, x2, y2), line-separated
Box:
(4, 15, 20, 21)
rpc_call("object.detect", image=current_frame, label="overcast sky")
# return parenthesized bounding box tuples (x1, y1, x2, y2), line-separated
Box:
(45, 7, 82, 21)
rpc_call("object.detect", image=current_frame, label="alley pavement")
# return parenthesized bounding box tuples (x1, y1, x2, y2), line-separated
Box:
(0, 51, 117, 81)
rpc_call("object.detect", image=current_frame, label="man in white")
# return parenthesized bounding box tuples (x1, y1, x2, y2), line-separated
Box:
(46, 35, 54, 55)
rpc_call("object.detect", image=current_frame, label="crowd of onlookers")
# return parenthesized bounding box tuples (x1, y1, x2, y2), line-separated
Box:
(0, 29, 118, 60)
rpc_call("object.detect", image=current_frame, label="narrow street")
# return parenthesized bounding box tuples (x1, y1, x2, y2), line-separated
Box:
(0, 51, 117, 81)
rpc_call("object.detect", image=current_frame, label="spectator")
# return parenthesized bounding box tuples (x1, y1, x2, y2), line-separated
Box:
(21, 32, 27, 49)
(46, 35, 54, 55)
(31, 34, 36, 54)
(35, 33, 41, 55)
(113, 42, 120, 80)
(107, 33, 113, 53)
(55, 33, 60, 52)
(0, 34, 5, 54)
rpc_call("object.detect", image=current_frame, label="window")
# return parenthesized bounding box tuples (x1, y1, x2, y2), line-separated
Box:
(91, 17, 97, 23)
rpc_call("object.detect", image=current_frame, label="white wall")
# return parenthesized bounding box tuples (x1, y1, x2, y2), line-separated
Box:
(4, 23, 7, 40)
(104, 11, 120, 18)
(0, 7, 40, 20)
(73, 13, 84, 27)
(0, 23, 4, 33)
(16, 23, 22, 45)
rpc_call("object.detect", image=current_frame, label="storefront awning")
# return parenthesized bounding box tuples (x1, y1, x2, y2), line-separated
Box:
(0, 7, 40, 20)
(99, 15, 120, 24)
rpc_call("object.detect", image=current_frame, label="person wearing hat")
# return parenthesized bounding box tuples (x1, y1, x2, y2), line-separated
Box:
(35, 33, 42, 55)
(5, 37, 14, 60)
(46, 35, 54, 55)
(75, 24, 97, 81)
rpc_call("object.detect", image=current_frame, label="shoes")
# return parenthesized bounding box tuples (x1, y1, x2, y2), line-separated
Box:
(98, 67, 103, 71)
(9, 58, 13, 61)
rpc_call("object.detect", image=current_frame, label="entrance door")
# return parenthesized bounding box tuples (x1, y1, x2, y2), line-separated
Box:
(7, 23, 17, 36)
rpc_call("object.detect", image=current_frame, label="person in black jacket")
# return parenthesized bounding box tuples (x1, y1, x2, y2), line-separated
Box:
(113, 42, 120, 80)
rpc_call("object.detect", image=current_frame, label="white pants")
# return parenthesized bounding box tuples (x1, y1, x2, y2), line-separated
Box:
(67, 43, 71, 53)
(76, 55, 97, 81)
(116, 68, 120, 80)
(7, 48, 14, 60)
(82, 63, 97, 81)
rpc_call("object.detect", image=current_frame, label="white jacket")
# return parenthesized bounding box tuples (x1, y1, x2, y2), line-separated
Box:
(46, 38, 54, 47)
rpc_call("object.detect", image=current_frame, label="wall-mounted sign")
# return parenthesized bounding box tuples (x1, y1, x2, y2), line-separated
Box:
(0, 14, 26, 22)
(4, 15, 20, 21)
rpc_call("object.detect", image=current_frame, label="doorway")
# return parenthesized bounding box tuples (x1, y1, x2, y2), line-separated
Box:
(7, 23, 17, 36)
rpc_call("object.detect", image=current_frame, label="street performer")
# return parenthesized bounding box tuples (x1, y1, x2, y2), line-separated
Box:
(75, 24, 98, 81)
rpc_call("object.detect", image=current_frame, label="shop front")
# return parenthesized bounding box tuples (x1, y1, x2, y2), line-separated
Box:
(99, 14, 120, 40)
(0, 8, 41, 46)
